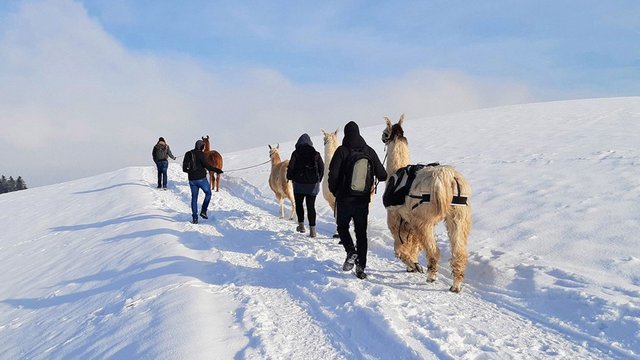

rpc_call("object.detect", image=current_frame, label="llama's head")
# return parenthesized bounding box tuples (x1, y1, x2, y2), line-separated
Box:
(268, 144, 280, 158)
(381, 114, 405, 144)
(321, 128, 339, 147)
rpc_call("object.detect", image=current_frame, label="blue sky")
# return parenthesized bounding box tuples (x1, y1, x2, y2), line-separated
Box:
(1, 0, 639, 186)
(78, 0, 640, 97)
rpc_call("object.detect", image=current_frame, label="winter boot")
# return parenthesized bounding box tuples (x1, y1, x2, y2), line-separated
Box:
(342, 253, 357, 271)
(192, 216, 198, 224)
(355, 265, 367, 279)
(200, 212, 208, 219)
(296, 222, 305, 233)
(309, 226, 317, 238)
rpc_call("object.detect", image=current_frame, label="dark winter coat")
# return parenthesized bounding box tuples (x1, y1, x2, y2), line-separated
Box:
(187, 140, 223, 181)
(328, 121, 387, 205)
(286, 134, 324, 196)
(152, 141, 176, 162)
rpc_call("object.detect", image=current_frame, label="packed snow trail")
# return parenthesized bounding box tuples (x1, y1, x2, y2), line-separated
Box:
(141, 165, 610, 359)
(0, 163, 626, 359)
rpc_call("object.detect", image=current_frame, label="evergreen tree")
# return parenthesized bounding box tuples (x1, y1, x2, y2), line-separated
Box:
(7, 176, 16, 192)
(16, 176, 27, 191)
(0, 175, 28, 194)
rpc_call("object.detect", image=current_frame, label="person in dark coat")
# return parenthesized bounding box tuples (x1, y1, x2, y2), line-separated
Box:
(328, 121, 387, 279)
(286, 133, 324, 237)
(187, 139, 223, 224)
(152, 137, 176, 189)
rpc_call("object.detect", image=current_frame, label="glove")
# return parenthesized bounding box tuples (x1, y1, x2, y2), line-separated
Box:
(215, 168, 223, 174)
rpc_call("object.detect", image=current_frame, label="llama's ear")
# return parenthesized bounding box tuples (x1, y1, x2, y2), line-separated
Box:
(384, 117, 392, 128)
(268, 144, 272, 150)
(277, 144, 280, 149)
(334, 128, 339, 135)
(399, 114, 405, 126)
(321, 129, 326, 136)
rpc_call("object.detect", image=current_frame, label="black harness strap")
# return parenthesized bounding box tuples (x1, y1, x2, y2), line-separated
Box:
(407, 177, 468, 210)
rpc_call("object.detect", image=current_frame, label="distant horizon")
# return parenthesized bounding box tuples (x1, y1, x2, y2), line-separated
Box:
(2, 0, 639, 187)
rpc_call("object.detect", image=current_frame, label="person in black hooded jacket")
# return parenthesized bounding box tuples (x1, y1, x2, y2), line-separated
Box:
(287, 133, 324, 237)
(328, 121, 387, 279)
(187, 139, 223, 224)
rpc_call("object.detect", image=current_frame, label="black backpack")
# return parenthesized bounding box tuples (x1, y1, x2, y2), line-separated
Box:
(343, 148, 374, 196)
(153, 144, 168, 161)
(295, 153, 321, 184)
(182, 150, 196, 173)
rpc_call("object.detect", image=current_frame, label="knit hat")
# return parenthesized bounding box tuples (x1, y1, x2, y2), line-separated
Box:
(159, 137, 165, 142)
(195, 139, 205, 150)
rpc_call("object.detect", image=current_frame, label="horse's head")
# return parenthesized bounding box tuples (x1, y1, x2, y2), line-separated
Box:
(382, 114, 405, 144)
(321, 128, 339, 147)
(268, 144, 280, 158)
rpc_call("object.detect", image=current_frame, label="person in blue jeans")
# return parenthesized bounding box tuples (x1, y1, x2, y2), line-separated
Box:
(186, 139, 223, 224)
(152, 137, 176, 189)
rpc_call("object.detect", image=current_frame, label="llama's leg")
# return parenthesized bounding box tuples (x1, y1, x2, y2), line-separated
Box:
(420, 224, 440, 283)
(278, 196, 285, 218)
(389, 212, 423, 272)
(209, 171, 215, 190)
(215, 173, 221, 192)
(404, 232, 425, 273)
(288, 192, 296, 220)
(446, 209, 471, 293)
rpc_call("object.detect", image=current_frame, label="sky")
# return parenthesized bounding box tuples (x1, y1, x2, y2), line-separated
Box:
(1, 0, 639, 187)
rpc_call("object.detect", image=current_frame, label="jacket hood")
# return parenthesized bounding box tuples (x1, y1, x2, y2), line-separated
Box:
(344, 121, 360, 136)
(194, 140, 205, 150)
(295, 133, 313, 149)
(342, 121, 366, 148)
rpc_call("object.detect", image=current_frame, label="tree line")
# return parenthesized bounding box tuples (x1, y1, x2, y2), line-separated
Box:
(0, 175, 27, 194)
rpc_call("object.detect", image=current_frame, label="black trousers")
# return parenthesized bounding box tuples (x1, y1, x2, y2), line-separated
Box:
(294, 193, 317, 226)
(336, 202, 369, 269)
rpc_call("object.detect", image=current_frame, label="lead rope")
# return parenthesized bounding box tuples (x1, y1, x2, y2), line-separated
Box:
(224, 159, 271, 173)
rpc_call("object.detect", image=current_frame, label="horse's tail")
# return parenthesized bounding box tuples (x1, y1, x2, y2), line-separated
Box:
(430, 166, 456, 216)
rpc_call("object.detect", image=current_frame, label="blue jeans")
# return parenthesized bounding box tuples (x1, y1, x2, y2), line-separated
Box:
(156, 160, 169, 188)
(189, 178, 212, 219)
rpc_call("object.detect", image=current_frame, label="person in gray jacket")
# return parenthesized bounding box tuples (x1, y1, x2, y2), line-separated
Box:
(152, 137, 176, 189)
(286, 134, 324, 237)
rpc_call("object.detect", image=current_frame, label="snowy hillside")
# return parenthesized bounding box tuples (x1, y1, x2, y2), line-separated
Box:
(1, 97, 639, 359)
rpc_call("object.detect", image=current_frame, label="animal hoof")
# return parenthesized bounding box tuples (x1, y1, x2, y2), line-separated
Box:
(449, 286, 461, 293)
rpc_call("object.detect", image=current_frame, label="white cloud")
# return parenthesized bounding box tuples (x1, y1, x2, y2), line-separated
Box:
(0, 0, 531, 187)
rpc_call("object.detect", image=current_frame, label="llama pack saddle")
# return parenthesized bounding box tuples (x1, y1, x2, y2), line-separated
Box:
(383, 163, 468, 210)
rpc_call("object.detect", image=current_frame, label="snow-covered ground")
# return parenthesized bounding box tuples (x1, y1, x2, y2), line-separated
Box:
(1, 97, 639, 359)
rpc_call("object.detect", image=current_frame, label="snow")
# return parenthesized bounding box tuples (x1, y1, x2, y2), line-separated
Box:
(1, 97, 639, 359)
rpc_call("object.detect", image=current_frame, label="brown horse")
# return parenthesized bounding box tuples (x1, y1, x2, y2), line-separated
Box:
(202, 135, 224, 192)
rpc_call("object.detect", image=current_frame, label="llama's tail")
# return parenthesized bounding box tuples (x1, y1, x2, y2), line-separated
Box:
(430, 166, 456, 216)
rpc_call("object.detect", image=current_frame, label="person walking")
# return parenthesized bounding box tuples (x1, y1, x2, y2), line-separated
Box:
(328, 121, 387, 279)
(152, 137, 176, 189)
(185, 139, 223, 224)
(287, 133, 324, 237)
